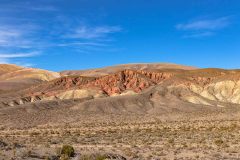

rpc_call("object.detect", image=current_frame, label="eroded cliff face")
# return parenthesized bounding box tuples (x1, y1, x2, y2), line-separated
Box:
(85, 70, 174, 95)
(162, 70, 240, 106)
(189, 80, 240, 104)
(0, 70, 174, 106)
(26, 70, 172, 94)
(2, 67, 240, 108)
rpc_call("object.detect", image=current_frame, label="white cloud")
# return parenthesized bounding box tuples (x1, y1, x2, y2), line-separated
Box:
(0, 25, 39, 48)
(0, 29, 21, 37)
(0, 1, 123, 66)
(0, 27, 22, 46)
(176, 17, 230, 30)
(57, 42, 108, 47)
(0, 25, 41, 65)
(176, 16, 232, 38)
(0, 52, 39, 64)
(0, 52, 39, 58)
(65, 25, 122, 39)
(183, 31, 214, 38)
(0, 2, 58, 13)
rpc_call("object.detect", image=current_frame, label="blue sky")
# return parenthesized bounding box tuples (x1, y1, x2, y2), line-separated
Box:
(0, 0, 240, 71)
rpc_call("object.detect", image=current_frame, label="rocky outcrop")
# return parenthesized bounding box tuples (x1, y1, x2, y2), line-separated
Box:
(28, 69, 173, 96)
(189, 80, 240, 104)
(29, 76, 96, 93)
(3, 64, 240, 109)
(1, 69, 174, 106)
(85, 70, 173, 95)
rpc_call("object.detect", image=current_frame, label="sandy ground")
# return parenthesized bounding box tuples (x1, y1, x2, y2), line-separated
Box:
(1, 113, 240, 160)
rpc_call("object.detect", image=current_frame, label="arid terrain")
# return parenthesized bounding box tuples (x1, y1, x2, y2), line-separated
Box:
(1, 63, 240, 160)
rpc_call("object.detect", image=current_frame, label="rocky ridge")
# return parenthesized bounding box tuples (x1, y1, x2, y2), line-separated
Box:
(2, 64, 240, 112)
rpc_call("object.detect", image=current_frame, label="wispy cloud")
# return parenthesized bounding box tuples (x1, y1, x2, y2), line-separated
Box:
(0, 24, 39, 48)
(176, 16, 232, 38)
(65, 25, 122, 39)
(0, 52, 39, 58)
(0, 1, 123, 65)
(57, 42, 108, 47)
(176, 17, 230, 30)
(0, 52, 39, 65)
(0, 27, 22, 46)
(0, 2, 58, 13)
(182, 31, 215, 38)
(0, 23, 41, 64)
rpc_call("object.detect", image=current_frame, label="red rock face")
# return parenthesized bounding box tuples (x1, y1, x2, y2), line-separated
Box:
(84, 70, 174, 95)
(26, 69, 174, 96)
(5, 67, 240, 107)
(29, 76, 96, 94)
(27, 68, 233, 98)
(52, 76, 95, 89)
(6, 65, 240, 108)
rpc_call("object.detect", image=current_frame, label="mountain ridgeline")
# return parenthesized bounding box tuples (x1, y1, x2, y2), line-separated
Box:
(1, 63, 240, 127)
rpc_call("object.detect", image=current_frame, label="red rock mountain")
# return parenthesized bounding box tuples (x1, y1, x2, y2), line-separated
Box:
(2, 63, 240, 112)
(2, 63, 240, 128)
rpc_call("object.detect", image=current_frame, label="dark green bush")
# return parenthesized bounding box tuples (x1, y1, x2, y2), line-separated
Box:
(214, 139, 224, 146)
(61, 145, 75, 157)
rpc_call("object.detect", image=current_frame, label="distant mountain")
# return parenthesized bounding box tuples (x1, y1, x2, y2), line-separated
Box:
(60, 63, 197, 77)
(1, 63, 240, 127)
(0, 64, 60, 92)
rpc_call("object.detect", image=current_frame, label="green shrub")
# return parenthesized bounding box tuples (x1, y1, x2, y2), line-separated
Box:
(214, 139, 224, 146)
(61, 145, 75, 157)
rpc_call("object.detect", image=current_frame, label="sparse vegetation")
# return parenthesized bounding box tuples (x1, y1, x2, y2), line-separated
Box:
(214, 139, 224, 146)
(60, 145, 75, 157)
(1, 118, 240, 159)
(2, 64, 240, 159)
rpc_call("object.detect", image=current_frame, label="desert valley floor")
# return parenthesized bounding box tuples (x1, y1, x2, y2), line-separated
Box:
(2, 114, 240, 160)
(1, 63, 240, 160)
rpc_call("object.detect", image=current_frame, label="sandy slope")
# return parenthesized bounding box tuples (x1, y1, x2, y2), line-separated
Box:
(0, 64, 60, 92)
